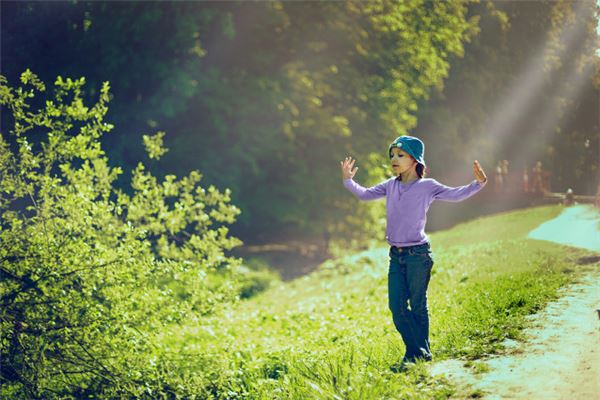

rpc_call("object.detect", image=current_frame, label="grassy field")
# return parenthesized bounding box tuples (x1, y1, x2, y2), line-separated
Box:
(153, 204, 598, 399)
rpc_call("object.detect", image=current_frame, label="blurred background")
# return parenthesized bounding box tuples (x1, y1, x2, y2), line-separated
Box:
(2, 0, 599, 279)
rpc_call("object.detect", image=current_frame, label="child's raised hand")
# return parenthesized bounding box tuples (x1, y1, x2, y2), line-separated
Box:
(341, 156, 358, 180)
(473, 160, 487, 183)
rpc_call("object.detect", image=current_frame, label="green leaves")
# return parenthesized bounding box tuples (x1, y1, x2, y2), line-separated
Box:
(0, 71, 244, 397)
(142, 131, 168, 160)
(0, 1, 485, 249)
(20, 68, 46, 91)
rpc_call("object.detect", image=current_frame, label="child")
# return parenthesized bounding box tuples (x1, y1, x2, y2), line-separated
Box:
(339, 135, 488, 372)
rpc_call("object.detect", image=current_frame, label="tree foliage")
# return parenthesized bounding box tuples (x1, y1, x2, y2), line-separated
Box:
(0, 71, 244, 397)
(412, 0, 599, 194)
(3, 1, 595, 257)
(1, 1, 480, 251)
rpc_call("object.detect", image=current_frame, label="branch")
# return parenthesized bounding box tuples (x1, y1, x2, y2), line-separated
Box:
(0, 265, 44, 305)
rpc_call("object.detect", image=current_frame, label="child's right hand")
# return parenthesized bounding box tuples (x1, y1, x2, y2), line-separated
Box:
(340, 156, 358, 180)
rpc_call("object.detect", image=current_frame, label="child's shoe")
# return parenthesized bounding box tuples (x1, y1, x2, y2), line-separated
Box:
(389, 358, 415, 373)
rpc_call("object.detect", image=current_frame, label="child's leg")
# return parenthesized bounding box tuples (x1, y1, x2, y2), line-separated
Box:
(406, 256, 434, 360)
(388, 248, 420, 360)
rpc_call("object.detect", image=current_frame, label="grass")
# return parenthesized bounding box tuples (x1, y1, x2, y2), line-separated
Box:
(152, 204, 599, 399)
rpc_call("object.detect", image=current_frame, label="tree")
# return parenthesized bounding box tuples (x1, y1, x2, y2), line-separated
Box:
(1, 1, 480, 252)
(412, 0, 600, 195)
(0, 70, 243, 397)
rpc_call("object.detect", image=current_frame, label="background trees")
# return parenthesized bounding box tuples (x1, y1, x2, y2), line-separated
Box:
(3, 2, 597, 254)
(412, 1, 599, 198)
(2, 1, 486, 252)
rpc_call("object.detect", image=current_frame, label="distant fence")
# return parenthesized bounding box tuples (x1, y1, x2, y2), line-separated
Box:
(543, 192, 597, 204)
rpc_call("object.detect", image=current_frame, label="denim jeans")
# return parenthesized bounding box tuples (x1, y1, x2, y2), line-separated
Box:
(388, 242, 435, 361)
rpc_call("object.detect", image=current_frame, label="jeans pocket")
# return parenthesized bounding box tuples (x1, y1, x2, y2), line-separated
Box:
(410, 250, 434, 266)
(425, 255, 434, 269)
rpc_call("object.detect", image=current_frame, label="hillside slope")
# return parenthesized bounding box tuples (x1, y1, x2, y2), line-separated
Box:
(156, 204, 599, 399)
(431, 204, 600, 399)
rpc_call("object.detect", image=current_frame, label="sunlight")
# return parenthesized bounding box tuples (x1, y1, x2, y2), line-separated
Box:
(474, 1, 589, 149)
(460, 1, 595, 212)
(597, 0, 600, 56)
(510, 61, 595, 182)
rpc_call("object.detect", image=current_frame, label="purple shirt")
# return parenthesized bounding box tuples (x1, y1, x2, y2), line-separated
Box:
(343, 177, 486, 247)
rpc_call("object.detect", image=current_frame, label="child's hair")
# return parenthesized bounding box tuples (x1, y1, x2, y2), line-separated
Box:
(416, 163, 427, 178)
(396, 162, 427, 180)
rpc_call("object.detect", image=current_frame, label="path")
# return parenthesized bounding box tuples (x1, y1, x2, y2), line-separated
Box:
(527, 203, 600, 252)
(430, 204, 600, 399)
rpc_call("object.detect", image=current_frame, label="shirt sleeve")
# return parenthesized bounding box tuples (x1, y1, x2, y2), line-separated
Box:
(343, 178, 387, 201)
(431, 178, 486, 202)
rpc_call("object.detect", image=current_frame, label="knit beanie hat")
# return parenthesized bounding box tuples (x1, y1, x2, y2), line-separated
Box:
(388, 135, 426, 167)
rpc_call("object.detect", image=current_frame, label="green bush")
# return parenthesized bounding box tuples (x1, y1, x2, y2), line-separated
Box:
(0, 71, 244, 397)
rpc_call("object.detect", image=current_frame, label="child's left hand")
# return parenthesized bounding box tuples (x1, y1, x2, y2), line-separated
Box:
(473, 160, 487, 184)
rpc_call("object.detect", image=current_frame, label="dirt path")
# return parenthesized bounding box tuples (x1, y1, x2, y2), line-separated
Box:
(430, 204, 600, 400)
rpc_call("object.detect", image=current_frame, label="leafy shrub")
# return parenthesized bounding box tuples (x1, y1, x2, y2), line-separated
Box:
(0, 70, 244, 397)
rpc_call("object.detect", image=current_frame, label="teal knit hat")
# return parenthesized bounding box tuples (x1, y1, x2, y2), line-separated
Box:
(388, 135, 426, 167)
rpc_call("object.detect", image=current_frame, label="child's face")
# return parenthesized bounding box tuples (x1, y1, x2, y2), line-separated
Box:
(390, 147, 416, 175)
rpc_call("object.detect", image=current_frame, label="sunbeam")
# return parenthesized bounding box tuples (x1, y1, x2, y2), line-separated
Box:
(510, 63, 595, 183)
(476, 1, 590, 147)
(457, 1, 597, 213)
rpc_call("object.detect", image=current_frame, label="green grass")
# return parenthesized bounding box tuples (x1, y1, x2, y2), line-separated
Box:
(152, 204, 599, 399)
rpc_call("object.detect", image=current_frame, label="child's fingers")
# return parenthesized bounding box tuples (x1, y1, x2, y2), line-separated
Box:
(341, 158, 353, 171)
(341, 157, 357, 174)
(473, 161, 486, 181)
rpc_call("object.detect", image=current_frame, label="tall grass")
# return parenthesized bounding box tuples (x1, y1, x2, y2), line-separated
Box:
(153, 205, 598, 399)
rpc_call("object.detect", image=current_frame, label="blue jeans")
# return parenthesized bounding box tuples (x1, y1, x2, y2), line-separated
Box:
(388, 243, 435, 361)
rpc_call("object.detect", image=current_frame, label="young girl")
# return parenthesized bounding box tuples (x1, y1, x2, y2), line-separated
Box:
(339, 135, 487, 372)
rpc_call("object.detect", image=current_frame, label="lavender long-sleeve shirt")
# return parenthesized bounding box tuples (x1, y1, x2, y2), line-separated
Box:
(343, 176, 486, 247)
